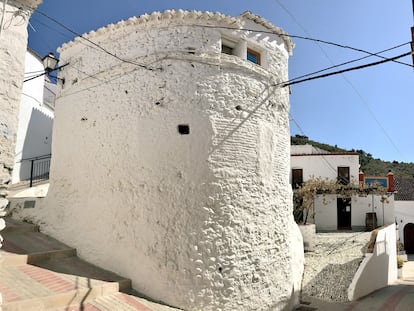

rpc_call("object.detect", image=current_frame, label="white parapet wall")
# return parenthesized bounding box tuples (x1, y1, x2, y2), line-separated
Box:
(12, 10, 303, 311)
(348, 223, 397, 301)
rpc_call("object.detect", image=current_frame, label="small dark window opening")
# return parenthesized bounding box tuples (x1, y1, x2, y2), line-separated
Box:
(292, 169, 303, 189)
(178, 124, 190, 135)
(221, 44, 233, 55)
(338, 167, 350, 185)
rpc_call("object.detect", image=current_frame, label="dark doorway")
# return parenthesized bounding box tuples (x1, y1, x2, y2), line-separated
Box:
(404, 223, 414, 253)
(337, 198, 351, 230)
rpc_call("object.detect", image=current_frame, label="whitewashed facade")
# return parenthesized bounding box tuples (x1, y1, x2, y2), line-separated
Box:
(393, 179, 414, 253)
(16, 10, 303, 311)
(291, 144, 395, 231)
(12, 49, 55, 184)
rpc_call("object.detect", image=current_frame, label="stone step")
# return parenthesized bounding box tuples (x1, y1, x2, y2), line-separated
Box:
(1, 263, 129, 311)
(2, 217, 39, 233)
(54, 292, 180, 311)
(0, 218, 181, 310)
(1, 231, 76, 265)
(34, 256, 132, 292)
(0, 217, 134, 310)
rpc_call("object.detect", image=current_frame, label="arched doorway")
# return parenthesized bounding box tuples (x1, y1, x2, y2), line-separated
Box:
(404, 223, 414, 253)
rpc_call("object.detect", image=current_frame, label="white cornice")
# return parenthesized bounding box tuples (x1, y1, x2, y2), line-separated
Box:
(59, 9, 293, 54)
(238, 11, 294, 54)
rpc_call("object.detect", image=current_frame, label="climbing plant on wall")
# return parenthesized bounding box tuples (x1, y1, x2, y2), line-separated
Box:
(293, 177, 390, 224)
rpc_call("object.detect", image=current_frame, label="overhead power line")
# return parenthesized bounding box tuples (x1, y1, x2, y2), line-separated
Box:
(280, 51, 412, 87)
(33, 9, 413, 71)
(275, 0, 407, 161)
(197, 25, 413, 68)
(288, 42, 411, 83)
(35, 9, 154, 70)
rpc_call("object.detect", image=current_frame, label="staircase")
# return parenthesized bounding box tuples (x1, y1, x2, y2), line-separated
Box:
(0, 217, 179, 311)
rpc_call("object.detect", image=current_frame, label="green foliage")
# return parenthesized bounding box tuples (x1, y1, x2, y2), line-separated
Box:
(291, 135, 414, 179)
(397, 257, 404, 269)
(293, 176, 388, 224)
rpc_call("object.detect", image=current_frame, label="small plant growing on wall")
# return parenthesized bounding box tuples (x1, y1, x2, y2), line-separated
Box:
(397, 257, 404, 269)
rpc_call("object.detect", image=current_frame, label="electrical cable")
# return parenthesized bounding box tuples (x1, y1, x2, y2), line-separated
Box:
(35, 9, 154, 71)
(0, 0, 8, 37)
(288, 42, 411, 83)
(24, 69, 49, 75)
(23, 63, 69, 83)
(23, 71, 46, 83)
(29, 9, 411, 162)
(279, 51, 411, 87)
(30, 15, 111, 57)
(275, 0, 407, 161)
(196, 24, 414, 68)
(33, 9, 413, 71)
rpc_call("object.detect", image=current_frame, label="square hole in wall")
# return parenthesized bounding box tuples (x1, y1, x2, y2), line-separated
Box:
(24, 200, 36, 209)
(178, 124, 190, 135)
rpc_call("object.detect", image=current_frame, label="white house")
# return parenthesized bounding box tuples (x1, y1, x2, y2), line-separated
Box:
(15, 10, 303, 311)
(394, 178, 414, 253)
(11, 49, 55, 185)
(291, 144, 395, 231)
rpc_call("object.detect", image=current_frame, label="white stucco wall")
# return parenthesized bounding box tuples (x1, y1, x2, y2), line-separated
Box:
(314, 194, 395, 231)
(15, 10, 302, 311)
(348, 224, 397, 301)
(12, 50, 54, 184)
(0, 0, 41, 184)
(395, 200, 414, 244)
(290, 153, 359, 184)
(0, 5, 41, 309)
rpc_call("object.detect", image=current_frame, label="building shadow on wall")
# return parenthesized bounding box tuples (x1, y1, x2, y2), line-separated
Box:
(19, 107, 53, 181)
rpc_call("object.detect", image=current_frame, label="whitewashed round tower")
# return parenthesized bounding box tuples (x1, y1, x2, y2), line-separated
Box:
(23, 10, 303, 310)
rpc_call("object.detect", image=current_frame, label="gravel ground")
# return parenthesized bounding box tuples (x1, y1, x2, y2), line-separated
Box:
(301, 231, 372, 302)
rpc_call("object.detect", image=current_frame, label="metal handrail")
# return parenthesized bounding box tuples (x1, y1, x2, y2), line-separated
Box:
(21, 154, 52, 162)
(21, 154, 51, 187)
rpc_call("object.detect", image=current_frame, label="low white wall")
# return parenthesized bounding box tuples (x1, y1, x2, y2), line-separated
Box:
(347, 224, 397, 301)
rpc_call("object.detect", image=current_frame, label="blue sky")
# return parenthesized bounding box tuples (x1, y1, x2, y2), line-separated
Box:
(28, 1, 414, 163)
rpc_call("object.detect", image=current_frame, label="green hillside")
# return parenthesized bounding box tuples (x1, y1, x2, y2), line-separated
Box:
(291, 135, 414, 179)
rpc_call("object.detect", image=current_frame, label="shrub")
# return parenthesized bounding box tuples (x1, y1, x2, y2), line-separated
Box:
(397, 257, 404, 269)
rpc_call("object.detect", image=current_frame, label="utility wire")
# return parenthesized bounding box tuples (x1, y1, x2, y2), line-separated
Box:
(275, 0, 407, 161)
(0, 0, 8, 37)
(35, 9, 153, 70)
(290, 113, 340, 174)
(197, 24, 413, 68)
(30, 15, 111, 57)
(280, 51, 411, 87)
(23, 63, 69, 83)
(288, 42, 411, 83)
(33, 9, 413, 70)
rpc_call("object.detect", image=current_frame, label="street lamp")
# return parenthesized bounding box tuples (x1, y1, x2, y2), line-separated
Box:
(42, 53, 59, 73)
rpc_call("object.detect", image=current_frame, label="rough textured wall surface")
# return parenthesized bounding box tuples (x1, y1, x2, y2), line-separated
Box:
(0, 0, 41, 231)
(14, 11, 303, 310)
